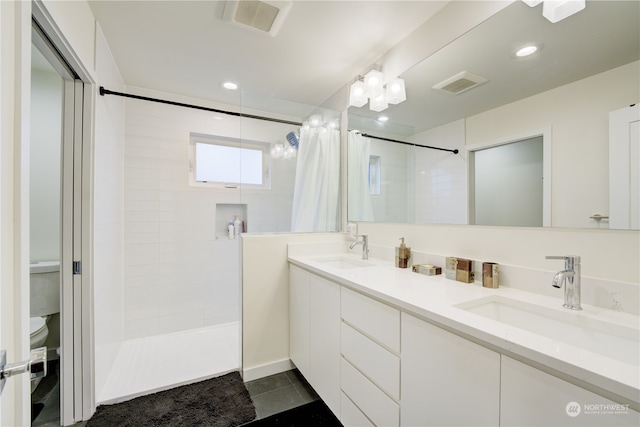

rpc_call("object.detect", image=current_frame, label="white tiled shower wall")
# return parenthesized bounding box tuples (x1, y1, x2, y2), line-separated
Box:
(123, 91, 299, 339)
(94, 24, 126, 398)
(413, 119, 467, 224)
(367, 120, 466, 224)
(369, 138, 412, 222)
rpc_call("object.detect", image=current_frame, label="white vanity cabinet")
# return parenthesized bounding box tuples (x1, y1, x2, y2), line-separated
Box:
(341, 287, 401, 427)
(401, 312, 501, 427)
(289, 260, 638, 427)
(289, 265, 341, 416)
(501, 356, 640, 427)
(290, 264, 310, 375)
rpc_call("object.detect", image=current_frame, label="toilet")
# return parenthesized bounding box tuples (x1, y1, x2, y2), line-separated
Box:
(30, 316, 49, 349)
(29, 261, 60, 351)
(30, 261, 60, 392)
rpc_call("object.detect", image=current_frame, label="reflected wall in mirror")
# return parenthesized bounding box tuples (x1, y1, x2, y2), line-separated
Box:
(471, 135, 545, 227)
(347, 0, 639, 229)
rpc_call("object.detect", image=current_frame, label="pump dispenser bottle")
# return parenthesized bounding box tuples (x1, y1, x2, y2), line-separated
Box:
(233, 216, 242, 238)
(395, 238, 411, 268)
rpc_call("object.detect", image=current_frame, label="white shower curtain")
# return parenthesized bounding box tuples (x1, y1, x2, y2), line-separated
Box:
(347, 131, 374, 221)
(291, 126, 341, 232)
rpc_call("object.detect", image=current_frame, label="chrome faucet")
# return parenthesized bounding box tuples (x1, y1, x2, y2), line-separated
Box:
(350, 235, 369, 260)
(546, 255, 582, 310)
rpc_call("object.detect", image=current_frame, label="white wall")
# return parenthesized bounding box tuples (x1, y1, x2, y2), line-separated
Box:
(123, 89, 299, 339)
(357, 223, 639, 285)
(466, 61, 639, 229)
(30, 67, 62, 262)
(242, 232, 347, 380)
(93, 24, 126, 401)
(413, 119, 466, 224)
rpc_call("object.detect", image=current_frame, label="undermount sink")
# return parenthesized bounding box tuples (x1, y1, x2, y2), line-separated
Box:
(455, 296, 640, 366)
(315, 256, 373, 269)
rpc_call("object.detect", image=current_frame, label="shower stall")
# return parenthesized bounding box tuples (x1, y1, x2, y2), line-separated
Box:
(96, 88, 341, 403)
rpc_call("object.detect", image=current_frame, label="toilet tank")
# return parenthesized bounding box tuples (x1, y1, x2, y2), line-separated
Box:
(30, 261, 60, 317)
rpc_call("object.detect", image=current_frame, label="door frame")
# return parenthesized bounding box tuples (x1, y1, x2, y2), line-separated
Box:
(0, 0, 32, 425)
(466, 127, 552, 227)
(31, 1, 96, 424)
(609, 104, 640, 229)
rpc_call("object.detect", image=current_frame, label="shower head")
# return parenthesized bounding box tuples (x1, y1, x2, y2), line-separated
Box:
(286, 131, 299, 149)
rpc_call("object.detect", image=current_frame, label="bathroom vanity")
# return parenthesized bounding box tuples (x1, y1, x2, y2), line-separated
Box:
(288, 247, 639, 427)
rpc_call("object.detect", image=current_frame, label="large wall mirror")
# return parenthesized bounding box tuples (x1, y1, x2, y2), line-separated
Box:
(347, 0, 639, 230)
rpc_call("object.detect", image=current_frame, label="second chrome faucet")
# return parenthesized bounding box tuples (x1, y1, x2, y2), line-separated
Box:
(350, 235, 369, 260)
(546, 255, 582, 310)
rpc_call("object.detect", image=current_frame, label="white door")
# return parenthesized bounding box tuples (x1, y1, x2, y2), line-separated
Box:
(609, 104, 640, 229)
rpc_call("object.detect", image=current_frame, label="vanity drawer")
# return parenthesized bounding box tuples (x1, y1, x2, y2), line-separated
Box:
(341, 287, 400, 352)
(341, 322, 400, 400)
(340, 391, 374, 427)
(341, 358, 400, 427)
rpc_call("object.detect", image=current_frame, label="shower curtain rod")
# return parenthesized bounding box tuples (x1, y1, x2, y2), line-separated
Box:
(99, 87, 458, 154)
(99, 86, 303, 127)
(357, 132, 459, 154)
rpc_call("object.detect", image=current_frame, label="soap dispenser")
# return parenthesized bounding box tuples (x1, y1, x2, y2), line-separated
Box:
(395, 238, 411, 269)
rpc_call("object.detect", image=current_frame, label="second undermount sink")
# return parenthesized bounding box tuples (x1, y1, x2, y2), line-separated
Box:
(315, 256, 373, 270)
(455, 296, 640, 366)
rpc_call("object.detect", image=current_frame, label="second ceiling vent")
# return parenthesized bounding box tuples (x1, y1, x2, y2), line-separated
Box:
(433, 71, 488, 95)
(223, 1, 292, 36)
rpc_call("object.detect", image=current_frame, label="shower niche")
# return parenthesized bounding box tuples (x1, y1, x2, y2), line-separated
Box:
(216, 203, 247, 239)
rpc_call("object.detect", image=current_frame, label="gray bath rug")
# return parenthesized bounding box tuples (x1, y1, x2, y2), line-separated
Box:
(87, 371, 257, 427)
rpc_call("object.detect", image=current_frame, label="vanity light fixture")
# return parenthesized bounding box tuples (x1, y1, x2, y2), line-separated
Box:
(369, 93, 389, 112)
(308, 115, 323, 128)
(348, 70, 407, 112)
(386, 78, 407, 104)
(522, 0, 586, 23)
(364, 70, 385, 99)
(349, 80, 367, 107)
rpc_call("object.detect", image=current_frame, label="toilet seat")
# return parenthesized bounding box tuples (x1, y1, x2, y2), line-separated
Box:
(30, 317, 48, 349)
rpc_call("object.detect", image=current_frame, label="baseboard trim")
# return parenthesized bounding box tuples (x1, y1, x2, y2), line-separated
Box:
(242, 358, 294, 382)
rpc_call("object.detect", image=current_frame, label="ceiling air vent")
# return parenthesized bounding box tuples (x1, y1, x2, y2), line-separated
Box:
(223, 1, 292, 37)
(433, 71, 488, 95)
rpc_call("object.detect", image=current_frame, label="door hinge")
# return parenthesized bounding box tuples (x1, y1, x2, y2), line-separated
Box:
(73, 261, 82, 275)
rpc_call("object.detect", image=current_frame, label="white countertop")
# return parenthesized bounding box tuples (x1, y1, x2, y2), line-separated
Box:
(288, 252, 640, 407)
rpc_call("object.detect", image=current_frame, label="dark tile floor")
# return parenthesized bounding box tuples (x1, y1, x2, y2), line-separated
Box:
(244, 369, 319, 419)
(32, 360, 61, 427)
(35, 367, 315, 426)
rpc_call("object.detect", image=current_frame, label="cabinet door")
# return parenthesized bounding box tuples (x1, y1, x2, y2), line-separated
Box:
(308, 274, 341, 416)
(289, 265, 310, 377)
(401, 313, 500, 427)
(501, 356, 640, 427)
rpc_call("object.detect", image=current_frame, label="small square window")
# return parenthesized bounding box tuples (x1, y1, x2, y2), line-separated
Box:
(190, 133, 271, 189)
(369, 155, 381, 195)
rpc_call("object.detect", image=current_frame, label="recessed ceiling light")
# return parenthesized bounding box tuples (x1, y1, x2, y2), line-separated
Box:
(221, 81, 238, 90)
(515, 45, 539, 57)
(378, 116, 389, 122)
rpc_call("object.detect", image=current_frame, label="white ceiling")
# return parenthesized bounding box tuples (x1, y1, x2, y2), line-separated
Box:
(88, 0, 449, 112)
(350, 0, 640, 134)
